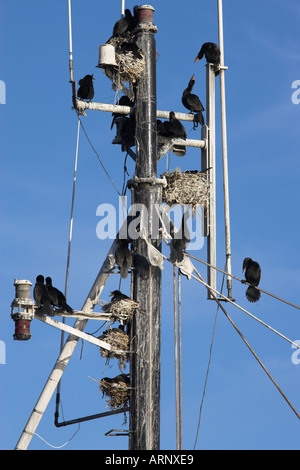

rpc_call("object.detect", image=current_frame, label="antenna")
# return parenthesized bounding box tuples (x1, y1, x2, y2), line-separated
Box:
(67, 0, 74, 83)
(121, 0, 125, 17)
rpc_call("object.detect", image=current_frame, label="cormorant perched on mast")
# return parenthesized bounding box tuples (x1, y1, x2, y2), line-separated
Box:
(242, 258, 261, 303)
(77, 74, 95, 101)
(182, 74, 205, 127)
(115, 239, 132, 279)
(194, 42, 221, 75)
(33, 275, 54, 316)
(110, 95, 133, 130)
(170, 211, 190, 264)
(45, 277, 73, 313)
(108, 9, 133, 42)
(158, 111, 187, 157)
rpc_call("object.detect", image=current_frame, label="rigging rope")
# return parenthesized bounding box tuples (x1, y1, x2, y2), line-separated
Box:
(186, 268, 300, 351)
(173, 265, 179, 450)
(187, 254, 300, 311)
(191, 267, 300, 420)
(177, 269, 183, 450)
(193, 269, 226, 450)
(76, 110, 121, 196)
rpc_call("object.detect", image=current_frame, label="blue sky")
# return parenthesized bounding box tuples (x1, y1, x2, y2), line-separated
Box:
(1, 0, 300, 451)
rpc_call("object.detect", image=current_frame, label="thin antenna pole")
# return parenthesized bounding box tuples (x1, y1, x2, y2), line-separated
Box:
(68, 0, 74, 83)
(121, 0, 125, 17)
(218, 0, 233, 299)
(55, 115, 80, 425)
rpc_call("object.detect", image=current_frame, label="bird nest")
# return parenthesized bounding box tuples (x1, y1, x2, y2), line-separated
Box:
(109, 37, 145, 84)
(98, 377, 130, 411)
(161, 170, 210, 212)
(98, 328, 129, 371)
(101, 298, 143, 322)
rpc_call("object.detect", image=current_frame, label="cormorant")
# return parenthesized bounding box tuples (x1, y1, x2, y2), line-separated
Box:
(194, 42, 221, 75)
(170, 211, 190, 264)
(77, 74, 95, 101)
(163, 111, 187, 157)
(45, 277, 73, 313)
(118, 41, 143, 60)
(33, 275, 54, 316)
(242, 258, 261, 303)
(111, 95, 133, 130)
(115, 239, 132, 279)
(109, 9, 133, 41)
(109, 290, 130, 302)
(182, 74, 205, 127)
(120, 115, 135, 152)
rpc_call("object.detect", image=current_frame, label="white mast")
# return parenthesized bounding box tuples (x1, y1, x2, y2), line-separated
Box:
(217, 0, 233, 299)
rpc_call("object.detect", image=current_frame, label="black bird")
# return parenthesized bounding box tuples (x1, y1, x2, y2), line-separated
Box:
(118, 41, 143, 60)
(170, 211, 190, 264)
(163, 111, 187, 157)
(33, 275, 54, 316)
(111, 95, 133, 130)
(109, 9, 133, 41)
(182, 74, 205, 127)
(194, 42, 221, 75)
(77, 74, 95, 101)
(242, 258, 261, 303)
(45, 277, 73, 313)
(109, 290, 130, 302)
(115, 239, 132, 279)
(120, 115, 136, 152)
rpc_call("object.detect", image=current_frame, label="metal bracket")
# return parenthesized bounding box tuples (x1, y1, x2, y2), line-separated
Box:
(105, 428, 132, 437)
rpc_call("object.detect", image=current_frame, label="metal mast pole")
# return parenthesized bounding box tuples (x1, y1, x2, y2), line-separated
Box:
(129, 5, 161, 450)
(218, 0, 233, 299)
(205, 64, 217, 299)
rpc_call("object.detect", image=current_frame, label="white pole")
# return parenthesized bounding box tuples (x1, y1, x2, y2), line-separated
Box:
(217, 0, 233, 299)
(68, 0, 74, 83)
(121, 0, 125, 17)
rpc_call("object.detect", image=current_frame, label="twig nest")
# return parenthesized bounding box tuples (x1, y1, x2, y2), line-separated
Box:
(161, 169, 210, 212)
(98, 328, 129, 371)
(98, 374, 130, 410)
(108, 37, 145, 84)
(101, 298, 145, 322)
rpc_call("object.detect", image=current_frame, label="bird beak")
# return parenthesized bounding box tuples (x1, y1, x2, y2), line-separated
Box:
(192, 74, 195, 80)
(194, 57, 199, 63)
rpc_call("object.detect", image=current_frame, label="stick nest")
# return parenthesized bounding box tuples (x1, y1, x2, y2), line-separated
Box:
(161, 169, 210, 211)
(99, 375, 130, 410)
(98, 328, 129, 371)
(101, 298, 144, 322)
(109, 37, 145, 84)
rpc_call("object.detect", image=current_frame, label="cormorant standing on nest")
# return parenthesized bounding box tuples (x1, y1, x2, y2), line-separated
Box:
(194, 42, 221, 75)
(45, 277, 73, 313)
(170, 211, 190, 264)
(163, 111, 187, 157)
(33, 275, 54, 316)
(182, 74, 205, 127)
(77, 74, 95, 101)
(108, 9, 133, 41)
(111, 95, 133, 130)
(109, 290, 130, 302)
(115, 239, 132, 279)
(242, 258, 261, 303)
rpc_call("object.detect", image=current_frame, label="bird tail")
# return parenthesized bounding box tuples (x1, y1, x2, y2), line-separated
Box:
(245, 286, 261, 303)
(194, 112, 205, 127)
(120, 265, 129, 279)
(170, 248, 184, 264)
(62, 303, 73, 314)
(42, 300, 55, 316)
